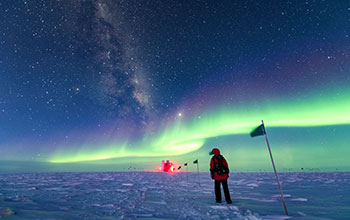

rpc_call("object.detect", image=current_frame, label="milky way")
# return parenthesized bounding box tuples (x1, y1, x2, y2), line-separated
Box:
(69, 1, 153, 127)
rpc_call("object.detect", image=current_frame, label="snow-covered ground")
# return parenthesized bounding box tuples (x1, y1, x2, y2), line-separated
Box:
(0, 172, 349, 219)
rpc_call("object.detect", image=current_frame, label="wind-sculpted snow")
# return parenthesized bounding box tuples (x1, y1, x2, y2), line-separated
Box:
(0, 172, 349, 219)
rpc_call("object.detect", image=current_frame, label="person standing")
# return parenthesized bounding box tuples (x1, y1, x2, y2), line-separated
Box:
(210, 148, 232, 204)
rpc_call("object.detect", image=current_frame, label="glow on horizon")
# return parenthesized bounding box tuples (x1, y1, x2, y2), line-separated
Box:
(48, 87, 350, 163)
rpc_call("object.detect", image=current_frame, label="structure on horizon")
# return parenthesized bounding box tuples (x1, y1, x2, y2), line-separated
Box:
(160, 160, 175, 172)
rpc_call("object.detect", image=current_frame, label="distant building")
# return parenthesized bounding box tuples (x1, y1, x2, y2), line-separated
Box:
(160, 160, 175, 172)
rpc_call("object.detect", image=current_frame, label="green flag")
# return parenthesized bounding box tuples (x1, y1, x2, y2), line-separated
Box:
(250, 124, 266, 137)
(193, 159, 198, 164)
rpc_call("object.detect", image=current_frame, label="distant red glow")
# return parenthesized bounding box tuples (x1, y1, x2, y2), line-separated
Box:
(158, 160, 178, 173)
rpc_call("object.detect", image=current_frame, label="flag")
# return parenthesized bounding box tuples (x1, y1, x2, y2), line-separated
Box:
(250, 123, 266, 137)
(184, 163, 188, 166)
(178, 166, 181, 170)
(193, 159, 198, 164)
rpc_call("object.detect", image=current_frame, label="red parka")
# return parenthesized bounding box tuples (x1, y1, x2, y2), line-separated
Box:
(210, 148, 229, 180)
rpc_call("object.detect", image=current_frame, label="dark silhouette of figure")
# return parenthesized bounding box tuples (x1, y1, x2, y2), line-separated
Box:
(210, 148, 232, 204)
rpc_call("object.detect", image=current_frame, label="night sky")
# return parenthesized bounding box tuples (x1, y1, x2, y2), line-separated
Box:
(0, 1, 349, 172)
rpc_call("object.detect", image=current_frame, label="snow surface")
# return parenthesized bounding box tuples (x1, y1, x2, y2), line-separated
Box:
(0, 172, 349, 219)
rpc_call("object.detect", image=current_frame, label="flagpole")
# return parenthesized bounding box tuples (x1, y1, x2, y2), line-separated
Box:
(197, 160, 200, 187)
(186, 164, 188, 182)
(262, 120, 288, 216)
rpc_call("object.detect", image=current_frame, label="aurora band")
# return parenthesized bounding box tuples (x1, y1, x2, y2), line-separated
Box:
(49, 88, 350, 163)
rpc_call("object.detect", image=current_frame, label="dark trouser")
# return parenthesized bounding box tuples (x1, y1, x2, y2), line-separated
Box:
(215, 179, 232, 203)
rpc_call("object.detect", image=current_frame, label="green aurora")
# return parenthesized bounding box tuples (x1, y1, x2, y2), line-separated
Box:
(48, 87, 350, 170)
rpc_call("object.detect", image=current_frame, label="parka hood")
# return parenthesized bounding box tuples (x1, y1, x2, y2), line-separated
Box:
(211, 148, 220, 155)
